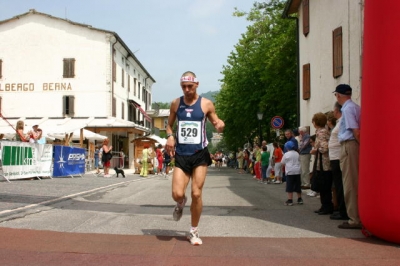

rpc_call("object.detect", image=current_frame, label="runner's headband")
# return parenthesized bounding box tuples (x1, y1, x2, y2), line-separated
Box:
(180, 76, 198, 82)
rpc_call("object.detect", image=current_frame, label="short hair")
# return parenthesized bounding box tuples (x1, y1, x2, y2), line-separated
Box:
(262, 146, 267, 151)
(312, 112, 327, 128)
(298, 126, 307, 133)
(273, 142, 279, 148)
(326, 111, 336, 126)
(181, 71, 196, 77)
(102, 138, 109, 145)
(334, 101, 342, 112)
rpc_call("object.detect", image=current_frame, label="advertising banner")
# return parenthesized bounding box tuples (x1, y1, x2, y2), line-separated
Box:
(0, 140, 53, 180)
(52, 145, 86, 177)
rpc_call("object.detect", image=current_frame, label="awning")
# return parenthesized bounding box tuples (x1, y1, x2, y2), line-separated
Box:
(0, 116, 149, 140)
(131, 101, 152, 123)
(48, 129, 107, 141)
(0, 117, 92, 135)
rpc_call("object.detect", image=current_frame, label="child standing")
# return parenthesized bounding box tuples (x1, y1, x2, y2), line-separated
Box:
(281, 141, 303, 206)
(260, 146, 270, 184)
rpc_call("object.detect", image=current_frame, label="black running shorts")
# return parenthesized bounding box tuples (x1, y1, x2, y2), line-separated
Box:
(175, 147, 212, 174)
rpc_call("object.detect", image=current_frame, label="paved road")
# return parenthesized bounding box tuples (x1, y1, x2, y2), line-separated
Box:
(0, 167, 399, 265)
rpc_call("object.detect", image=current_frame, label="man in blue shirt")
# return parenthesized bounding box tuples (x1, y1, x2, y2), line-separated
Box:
(284, 129, 299, 153)
(333, 84, 361, 229)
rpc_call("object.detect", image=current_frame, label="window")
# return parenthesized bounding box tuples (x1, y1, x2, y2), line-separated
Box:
(63, 58, 75, 78)
(0, 96, 2, 112)
(302, 63, 311, 100)
(164, 118, 168, 129)
(128, 75, 131, 92)
(333, 27, 343, 78)
(134, 78, 137, 96)
(112, 97, 116, 117)
(63, 95, 75, 116)
(138, 82, 141, 99)
(0, 59, 2, 79)
(303, 0, 310, 37)
(121, 102, 125, 119)
(128, 104, 134, 122)
(121, 69, 125, 87)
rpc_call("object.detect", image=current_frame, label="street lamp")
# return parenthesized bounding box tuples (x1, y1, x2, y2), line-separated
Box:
(257, 111, 263, 146)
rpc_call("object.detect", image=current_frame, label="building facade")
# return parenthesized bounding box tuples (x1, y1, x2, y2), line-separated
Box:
(283, 0, 363, 127)
(0, 9, 156, 169)
(149, 109, 170, 136)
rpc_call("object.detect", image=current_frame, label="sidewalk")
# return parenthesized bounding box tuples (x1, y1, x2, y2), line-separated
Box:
(0, 227, 399, 266)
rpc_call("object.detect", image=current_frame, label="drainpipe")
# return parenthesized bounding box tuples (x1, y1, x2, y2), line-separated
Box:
(110, 35, 117, 117)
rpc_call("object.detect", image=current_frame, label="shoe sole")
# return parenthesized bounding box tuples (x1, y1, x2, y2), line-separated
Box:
(187, 236, 202, 245)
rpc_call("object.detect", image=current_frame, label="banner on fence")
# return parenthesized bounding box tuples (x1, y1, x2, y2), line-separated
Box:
(52, 145, 86, 177)
(0, 140, 53, 180)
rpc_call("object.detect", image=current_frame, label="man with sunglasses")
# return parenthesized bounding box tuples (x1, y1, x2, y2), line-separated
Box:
(165, 71, 225, 245)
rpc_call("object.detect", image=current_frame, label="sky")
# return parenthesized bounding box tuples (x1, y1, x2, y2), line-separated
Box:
(0, 0, 255, 103)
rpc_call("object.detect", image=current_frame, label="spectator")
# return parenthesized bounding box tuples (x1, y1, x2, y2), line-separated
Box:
(253, 144, 262, 180)
(281, 141, 303, 206)
(94, 145, 100, 174)
(328, 102, 349, 221)
(298, 127, 312, 189)
(101, 138, 113, 177)
(260, 146, 270, 184)
(15, 120, 29, 142)
(272, 142, 283, 184)
(36, 128, 46, 144)
(237, 147, 244, 174)
(284, 129, 299, 153)
(311, 112, 333, 215)
(163, 148, 172, 176)
(156, 144, 163, 175)
(140, 144, 150, 177)
(333, 84, 361, 229)
(119, 148, 125, 168)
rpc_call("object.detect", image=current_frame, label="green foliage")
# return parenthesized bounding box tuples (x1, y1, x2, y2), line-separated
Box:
(216, 0, 297, 150)
(152, 102, 170, 109)
(200, 91, 217, 102)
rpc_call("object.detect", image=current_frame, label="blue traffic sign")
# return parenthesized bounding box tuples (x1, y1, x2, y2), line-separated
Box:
(271, 116, 284, 129)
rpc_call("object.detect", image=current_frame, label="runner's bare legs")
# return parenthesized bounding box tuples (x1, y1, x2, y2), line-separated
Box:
(190, 165, 207, 226)
(172, 165, 207, 227)
(172, 167, 190, 204)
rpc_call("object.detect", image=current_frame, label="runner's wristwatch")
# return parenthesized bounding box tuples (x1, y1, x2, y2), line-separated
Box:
(167, 133, 174, 139)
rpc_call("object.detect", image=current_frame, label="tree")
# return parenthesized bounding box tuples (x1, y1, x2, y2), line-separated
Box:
(215, 0, 297, 151)
(152, 102, 170, 109)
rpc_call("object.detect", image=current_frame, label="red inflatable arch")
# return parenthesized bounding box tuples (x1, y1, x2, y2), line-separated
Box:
(359, 0, 400, 244)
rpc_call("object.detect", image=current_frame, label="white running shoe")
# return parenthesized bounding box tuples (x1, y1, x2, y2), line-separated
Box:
(173, 196, 187, 221)
(188, 229, 203, 246)
(307, 191, 317, 197)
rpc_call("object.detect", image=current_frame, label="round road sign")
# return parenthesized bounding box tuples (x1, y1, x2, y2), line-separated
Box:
(271, 116, 284, 129)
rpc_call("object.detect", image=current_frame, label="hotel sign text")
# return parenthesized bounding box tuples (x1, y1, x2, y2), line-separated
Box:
(0, 83, 73, 92)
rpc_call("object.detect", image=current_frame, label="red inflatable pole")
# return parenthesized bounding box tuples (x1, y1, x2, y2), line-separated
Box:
(359, 0, 400, 244)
